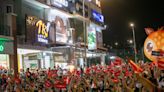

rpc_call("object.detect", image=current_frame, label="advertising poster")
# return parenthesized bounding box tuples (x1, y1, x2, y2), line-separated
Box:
(69, 18, 84, 43)
(54, 16, 73, 44)
(87, 27, 97, 50)
(96, 31, 103, 47)
(26, 15, 55, 45)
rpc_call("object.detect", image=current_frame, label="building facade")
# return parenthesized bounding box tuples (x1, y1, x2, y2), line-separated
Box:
(14, 0, 107, 71)
(0, 0, 17, 72)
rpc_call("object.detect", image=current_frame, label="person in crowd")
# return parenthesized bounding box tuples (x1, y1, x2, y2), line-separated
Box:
(1, 59, 164, 91)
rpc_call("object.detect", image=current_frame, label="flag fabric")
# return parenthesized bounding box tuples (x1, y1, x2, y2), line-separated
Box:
(128, 59, 143, 73)
(45, 80, 52, 88)
(157, 60, 164, 69)
(113, 58, 122, 66)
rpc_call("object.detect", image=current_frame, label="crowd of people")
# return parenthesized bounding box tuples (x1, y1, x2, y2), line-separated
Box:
(0, 59, 164, 92)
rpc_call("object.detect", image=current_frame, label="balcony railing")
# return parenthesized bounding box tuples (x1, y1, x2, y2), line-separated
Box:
(0, 24, 11, 36)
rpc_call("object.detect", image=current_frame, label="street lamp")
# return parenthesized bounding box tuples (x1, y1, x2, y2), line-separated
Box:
(115, 42, 118, 46)
(130, 23, 137, 63)
(127, 39, 133, 44)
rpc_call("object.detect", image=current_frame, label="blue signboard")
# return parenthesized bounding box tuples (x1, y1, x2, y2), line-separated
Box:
(92, 10, 104, 23)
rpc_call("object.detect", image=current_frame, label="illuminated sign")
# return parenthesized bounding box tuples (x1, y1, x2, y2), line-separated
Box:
(36, 20, 50, 44)
(0, 41, 4, 52)
(88, 27, 97, 50)
(96, 0, 101, 7)
(51, 0, 68, 7)
(0, 40, 13, 54)
(26, 16, 53, 44)
(55, 16, 68, 43)
(0, 45, 4, 52)
(96, 31, 103, 47)
(92, 10, 104, 23)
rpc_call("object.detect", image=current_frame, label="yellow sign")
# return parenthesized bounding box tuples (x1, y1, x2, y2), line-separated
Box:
(36, 20, 49, 44)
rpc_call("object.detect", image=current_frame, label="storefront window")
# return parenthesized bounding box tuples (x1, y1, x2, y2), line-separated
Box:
(0, 54, 9, 69)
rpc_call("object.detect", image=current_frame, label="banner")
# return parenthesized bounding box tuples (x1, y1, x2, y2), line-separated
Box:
(87, 27, 97, 50)
(96, 31, 103, 47)
(55, 16, 69, 44)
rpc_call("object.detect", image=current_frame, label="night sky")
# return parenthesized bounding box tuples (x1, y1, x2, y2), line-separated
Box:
(101, 0, 164, 49)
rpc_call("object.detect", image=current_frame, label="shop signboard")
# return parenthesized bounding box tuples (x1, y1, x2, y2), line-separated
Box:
(26, 15, 55, 45)
(87, 27, 97, 50)
(54, 55, 65, 62)
(50, 0, 68, 7)
(54, 16, 73, 44)
(0, 44, 4, 52)
(96, 31, 103, 47)
(0, 41, 13, 54)
(95, 0, 101, 7)
(49, 0, 75, 12)
(92, 10, 104, 23)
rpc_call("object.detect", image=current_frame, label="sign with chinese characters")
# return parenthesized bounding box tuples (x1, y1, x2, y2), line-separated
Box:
(92, 10, 104, 23)
(50, 0, 68, 7)
(87, 27, 97, 50)
(26, 15, 55, 45)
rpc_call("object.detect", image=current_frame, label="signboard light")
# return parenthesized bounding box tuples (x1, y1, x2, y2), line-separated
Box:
(51, 0, 68, 7)
(0, 42, 4, 52)
(0, 45, 4, 52)
(36, 20, 49, 44)
(92, 10, 104, 23)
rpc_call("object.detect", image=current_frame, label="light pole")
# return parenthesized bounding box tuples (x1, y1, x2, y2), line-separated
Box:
(130, 23, 137, 63)
(83, 0, 91, 67)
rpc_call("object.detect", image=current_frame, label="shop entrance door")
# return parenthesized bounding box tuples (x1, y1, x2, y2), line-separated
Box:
(0, 54, 9, 69)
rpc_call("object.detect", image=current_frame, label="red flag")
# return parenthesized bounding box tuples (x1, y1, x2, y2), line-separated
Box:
(112, 78, 119, 83)
(157, 60, 164, 69)
(55, 84, 66, 89)
(114, 70, 121, 76)
(15, 77, 21, 84)
(45, 80, 52, 88)
(85, 68, 91, 75)
(128, 59, 143, 73)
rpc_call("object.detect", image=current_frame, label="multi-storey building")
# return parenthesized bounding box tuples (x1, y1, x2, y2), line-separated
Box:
(14, 0, 107, 71)
(0, 0, 18, 72)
